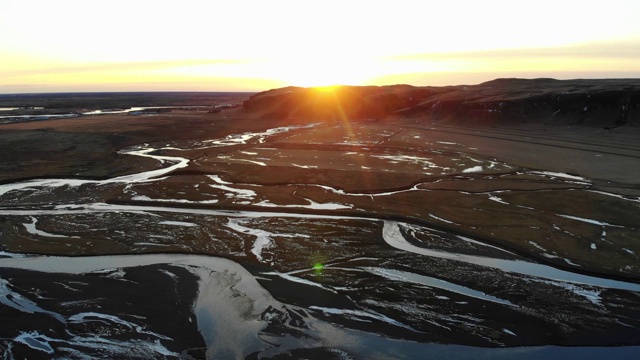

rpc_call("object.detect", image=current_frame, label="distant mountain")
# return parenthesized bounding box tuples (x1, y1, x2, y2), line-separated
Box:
(241, 79, 640, 128)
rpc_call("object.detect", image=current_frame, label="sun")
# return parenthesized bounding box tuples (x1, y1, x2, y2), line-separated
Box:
(265, 54, 383, 88)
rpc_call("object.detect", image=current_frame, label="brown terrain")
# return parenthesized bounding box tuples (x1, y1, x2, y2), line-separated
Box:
(242, 78, 640, 127)
(1, 79, 640, 358)
(3, 79, 639, 277)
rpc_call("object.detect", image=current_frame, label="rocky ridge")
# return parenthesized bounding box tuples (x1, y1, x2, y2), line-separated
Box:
(242, 78, 640, 127)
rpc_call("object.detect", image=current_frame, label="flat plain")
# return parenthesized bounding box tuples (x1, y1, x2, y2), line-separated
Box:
(1, 82, 640, 359)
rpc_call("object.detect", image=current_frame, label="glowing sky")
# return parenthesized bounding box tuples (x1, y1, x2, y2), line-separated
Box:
(1, 0, 639, 93)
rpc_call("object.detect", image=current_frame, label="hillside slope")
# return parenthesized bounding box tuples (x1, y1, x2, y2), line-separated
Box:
(241, 78, 640, 127)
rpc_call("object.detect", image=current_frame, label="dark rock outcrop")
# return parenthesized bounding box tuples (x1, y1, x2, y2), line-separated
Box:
(241, 78, 640, 127)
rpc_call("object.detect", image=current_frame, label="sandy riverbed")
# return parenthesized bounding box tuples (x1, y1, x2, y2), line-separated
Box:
(1, 108, 640, 358)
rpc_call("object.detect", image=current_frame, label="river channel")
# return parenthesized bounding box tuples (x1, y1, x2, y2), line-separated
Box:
(1, 124, 639, 359)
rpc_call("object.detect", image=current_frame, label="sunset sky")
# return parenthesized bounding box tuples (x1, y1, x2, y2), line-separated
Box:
(1, 0, 639, 93)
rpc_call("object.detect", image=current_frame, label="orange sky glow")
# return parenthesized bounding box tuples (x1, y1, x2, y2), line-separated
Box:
(1, 0, 640, 93)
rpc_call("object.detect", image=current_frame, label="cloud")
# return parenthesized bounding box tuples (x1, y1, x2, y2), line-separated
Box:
(3, 59, 255, 77)
(386, 39, 640, 62)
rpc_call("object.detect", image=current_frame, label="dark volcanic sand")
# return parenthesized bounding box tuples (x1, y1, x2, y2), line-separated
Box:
(1, 85, 640, 359)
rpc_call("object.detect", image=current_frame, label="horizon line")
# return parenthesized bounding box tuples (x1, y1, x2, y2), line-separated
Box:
(2, 75, 640, 96)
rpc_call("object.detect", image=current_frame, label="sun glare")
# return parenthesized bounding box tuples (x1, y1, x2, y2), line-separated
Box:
(264, 54, 384, 88)
(1, 0, 640, 92)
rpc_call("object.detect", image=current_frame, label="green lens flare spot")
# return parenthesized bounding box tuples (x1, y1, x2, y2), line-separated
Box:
(313, 263, 324, 273)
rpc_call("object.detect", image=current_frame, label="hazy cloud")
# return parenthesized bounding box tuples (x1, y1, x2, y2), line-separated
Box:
(3, 59, 256, 77)
(386, 39, 640, 61)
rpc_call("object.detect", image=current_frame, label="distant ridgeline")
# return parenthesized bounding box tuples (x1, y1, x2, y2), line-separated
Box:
(241, 78, 640, 128)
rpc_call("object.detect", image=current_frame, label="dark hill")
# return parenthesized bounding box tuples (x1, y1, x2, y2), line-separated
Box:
(241, 79, 640, 128)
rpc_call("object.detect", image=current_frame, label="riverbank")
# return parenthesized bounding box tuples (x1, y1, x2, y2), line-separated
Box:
(2, 110, 640, 279)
